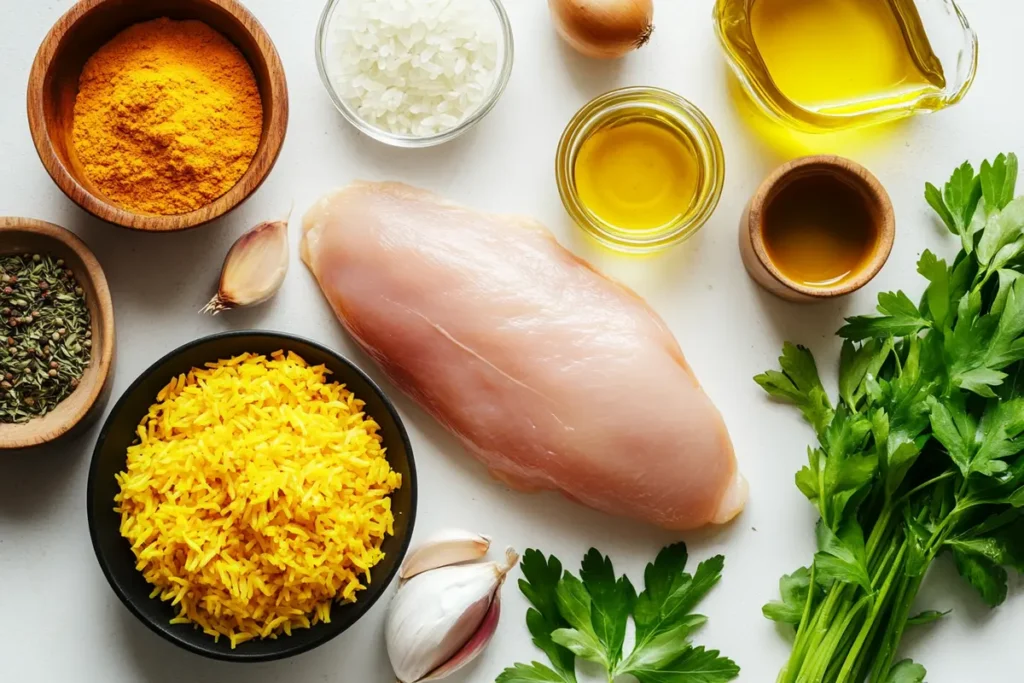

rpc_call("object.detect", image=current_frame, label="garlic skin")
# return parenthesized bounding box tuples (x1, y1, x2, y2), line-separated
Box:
(422, 595, 502, 681)
(201, 218, 289, 314)
(386, 547, 519, 683)
(400, 529, 492, 580)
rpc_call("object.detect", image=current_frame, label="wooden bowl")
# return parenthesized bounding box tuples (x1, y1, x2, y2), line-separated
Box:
(88, 331, 417, 662)
(27, 0, 288, 232)
(0, 218, 115, 449)
(739, 155, 896, 303)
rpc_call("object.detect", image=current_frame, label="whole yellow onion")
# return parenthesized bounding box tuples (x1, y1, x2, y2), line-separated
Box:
(548, 0, 655, 59)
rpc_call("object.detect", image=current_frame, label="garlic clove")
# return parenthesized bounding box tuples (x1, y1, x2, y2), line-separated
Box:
(400, 529, 492, 579)
(201, 217, 289, 315)
(386, 547, 519, 683)
(421, 593, 502, 681)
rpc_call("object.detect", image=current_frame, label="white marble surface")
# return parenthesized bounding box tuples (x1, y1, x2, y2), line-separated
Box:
(1, 1, 1021, 681)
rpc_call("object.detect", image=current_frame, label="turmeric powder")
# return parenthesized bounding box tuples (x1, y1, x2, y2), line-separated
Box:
(72, 18, 263, 216)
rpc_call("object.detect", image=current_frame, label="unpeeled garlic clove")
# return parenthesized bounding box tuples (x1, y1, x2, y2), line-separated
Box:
(386, 547, 519, 683)
(201, 216, 289, 315)
(400, 529, 492, 579)
(421, 593, 502, 681)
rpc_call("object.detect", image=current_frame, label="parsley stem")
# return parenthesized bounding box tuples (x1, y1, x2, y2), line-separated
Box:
(835, 541, 907, 683)
(805, 594, 872, 683)
(895, 470, 957, 505)
(779, 561, 821, 683)
(792, 584, 848, 683)
(868, 573, 924, 683)
(865, 505, 897, 566)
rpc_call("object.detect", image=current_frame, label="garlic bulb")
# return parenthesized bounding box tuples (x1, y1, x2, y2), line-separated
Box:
(201, 217, 289, 314)
(400, 529, 492, 580)
(386, 546, 519, 683)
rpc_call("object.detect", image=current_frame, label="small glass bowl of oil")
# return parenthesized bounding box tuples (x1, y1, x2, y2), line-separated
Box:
(556, 87, 725, 253)
(714, 0, 978, 131)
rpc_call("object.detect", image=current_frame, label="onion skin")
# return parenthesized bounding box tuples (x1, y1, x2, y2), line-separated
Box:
(548, 0, 654, 59)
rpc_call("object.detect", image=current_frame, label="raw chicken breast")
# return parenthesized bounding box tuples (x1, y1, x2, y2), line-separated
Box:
(302, 182, 746, 530)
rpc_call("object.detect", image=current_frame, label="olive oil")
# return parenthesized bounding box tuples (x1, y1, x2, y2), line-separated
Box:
(556, 87, 724, 253)
(762, 175, 877, 287)
(714, 0, 977, 130)
(752, 0, 943, 114)
(574, 119, 699, 233)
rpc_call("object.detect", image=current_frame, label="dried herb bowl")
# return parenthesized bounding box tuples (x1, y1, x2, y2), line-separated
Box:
(0, 217, 115, 450)
(87, 331, 418, 662)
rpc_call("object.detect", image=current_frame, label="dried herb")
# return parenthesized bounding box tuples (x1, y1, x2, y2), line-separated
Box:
(0, 254, 91, 422)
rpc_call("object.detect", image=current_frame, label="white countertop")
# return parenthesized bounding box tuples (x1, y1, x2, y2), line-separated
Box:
(1, 1, 1021, 681)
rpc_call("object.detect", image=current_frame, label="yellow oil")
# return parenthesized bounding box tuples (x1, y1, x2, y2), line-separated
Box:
(725, 72, 910, 160)
(716, 0, 952, 130)
(574, 119, 699, 234)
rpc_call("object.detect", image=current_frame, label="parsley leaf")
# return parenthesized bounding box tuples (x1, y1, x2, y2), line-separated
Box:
(926, 160, 983, 255)
(517, 550, 578, 682)
(505, 545, 739, 683)
(815, 405, 875, 527)
(624, 547, 724, 674)
(839, 291, 931, 342)
(981, 153, 1019, 212)
(814, 520, 872, 592)
(952, 546, 1008, 607)
(925, 180, 957, 237)
(755, 343, 833, 436)
(629, 646, 740, 683)
(931, 396, 1024, 477)
(918, 250, 952, 329)
(496, 663, 571, 683)
(906, 609, 950, 627)
(839, 338, 893, 410)
(577, 550, 635, 666)
(946, 518, 1024, 573)
(946, 277, 1024, 396)
(762, 567, 815, 626)
(884, 660, 927, 683)
(552, 574, 610, 668)
(927, 394, 976, 476)
(976, 197, 1024, 273)
(992, 269, 1022, 316)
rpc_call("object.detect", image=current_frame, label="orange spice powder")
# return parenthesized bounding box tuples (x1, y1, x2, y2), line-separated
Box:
(72, 18, 263, 216)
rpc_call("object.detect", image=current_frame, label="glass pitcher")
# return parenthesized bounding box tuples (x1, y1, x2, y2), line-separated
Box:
(714, 0, 978, 132)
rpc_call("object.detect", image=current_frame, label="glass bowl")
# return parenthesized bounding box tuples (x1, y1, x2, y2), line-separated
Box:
(315, 0, 514, 148)
(556, 87, 725, 253)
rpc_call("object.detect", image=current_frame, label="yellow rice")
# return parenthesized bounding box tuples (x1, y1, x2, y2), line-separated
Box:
(114, 351, 402, 648)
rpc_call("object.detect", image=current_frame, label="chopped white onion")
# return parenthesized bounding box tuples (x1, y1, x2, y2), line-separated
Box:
(328, 0, 502, 138)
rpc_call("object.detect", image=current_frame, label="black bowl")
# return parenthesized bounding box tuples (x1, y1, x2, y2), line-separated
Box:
(87, 331, 417, 662)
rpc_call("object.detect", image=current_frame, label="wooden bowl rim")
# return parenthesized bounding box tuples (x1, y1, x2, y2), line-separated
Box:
(87, 330, 418, 662)
(26, 0, 289, 232)
(746, 154, 896, 299)
(0, 217, 115, 449)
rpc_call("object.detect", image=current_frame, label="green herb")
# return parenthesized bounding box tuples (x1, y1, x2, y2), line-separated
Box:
(497, 544, 739, 683)
(756, 153, 1024, 683)
(0, 253, 91, 422)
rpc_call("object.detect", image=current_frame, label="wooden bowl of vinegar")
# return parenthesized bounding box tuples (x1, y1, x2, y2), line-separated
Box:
(739, 155, 895, 303)
(0, 218, 115, 450)
(27, 0, 288, 232)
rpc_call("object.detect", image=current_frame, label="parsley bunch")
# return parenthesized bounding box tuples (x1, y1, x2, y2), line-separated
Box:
(498, 544, 739, 683)
(757, 153, 1024, 683)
